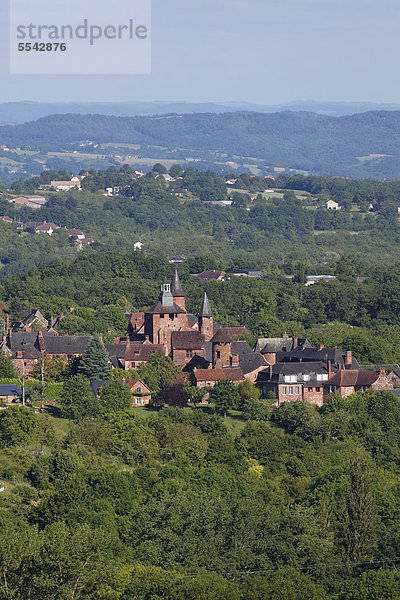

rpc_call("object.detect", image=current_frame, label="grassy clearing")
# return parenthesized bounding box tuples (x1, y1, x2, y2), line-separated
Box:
(223, 411, 247, 437)
(42, 409, 72, 441)
(100, 143, 141, 150)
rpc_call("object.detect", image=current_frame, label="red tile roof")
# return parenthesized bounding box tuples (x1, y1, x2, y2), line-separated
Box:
(194, 368, 226, 382)
(124, 343, 165, 362)
(172, 331, 205, 350)
(327, 369, 379, 387)
(194, 367, 244, 382)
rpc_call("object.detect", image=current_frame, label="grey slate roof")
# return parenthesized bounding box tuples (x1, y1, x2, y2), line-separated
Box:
(171, 270, 185, 297)
(238, 352, 269, 375)
(205, 341, 213, 363)
(276, 347, 360, 368)
(182, 355, 211, 372)
(9, 332, 39, 350)
(198, 292, 213, 318)
(8, 333, 41, 359)
(231, 341, 253, 355)
(211, 328, 234, 343)
(145, 301, 186, 315)
(255, 337, 294, 353)
(43, 336, 92, 355)
(105, 343, 127, 359)
(0, 384, 26, 397)
(91, 380, 108, 396)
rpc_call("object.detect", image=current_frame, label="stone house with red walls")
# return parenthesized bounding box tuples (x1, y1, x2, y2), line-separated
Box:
(1, 332, 41, 375)
(323, 368, 394, 399)
(257, 361, 332, 406)
(193, 367, 245, 388)
(91, 378, 152, 406)
(125, 379, 152, 405)
(118, 342, 166, 370)
(191, 330, 268, 388)
(171, 331, 206, 368)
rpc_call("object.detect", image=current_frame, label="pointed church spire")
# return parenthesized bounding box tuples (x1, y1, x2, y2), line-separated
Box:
(171, 269, 185, 298)
(199, 292, 213, 317)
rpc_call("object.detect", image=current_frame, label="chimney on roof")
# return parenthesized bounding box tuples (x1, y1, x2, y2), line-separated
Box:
(293, 336, 298, 348)
(230, 353, 239, 367)
(318, 344, 324, 351)
(328, 361, 331, 379)
(379, 367, 386, 377)
(283, 332, 289, 339)
(345, 351, 352, 366)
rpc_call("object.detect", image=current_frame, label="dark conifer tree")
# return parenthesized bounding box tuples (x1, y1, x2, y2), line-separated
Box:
(77, 334, 111, 380)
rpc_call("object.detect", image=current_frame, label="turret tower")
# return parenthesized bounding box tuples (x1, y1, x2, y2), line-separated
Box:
(171, 270, 186, 311)
(198, 292, 213, 341)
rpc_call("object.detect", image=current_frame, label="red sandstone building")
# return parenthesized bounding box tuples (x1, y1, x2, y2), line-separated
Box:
(323, 368, 393, 399)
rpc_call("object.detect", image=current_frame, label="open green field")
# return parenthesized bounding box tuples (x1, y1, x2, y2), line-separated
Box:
(357, 153, 391, 163)
(100, 143, 141, 150)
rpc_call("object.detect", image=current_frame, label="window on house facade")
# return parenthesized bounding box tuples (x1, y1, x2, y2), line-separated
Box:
(316, 387, 321, 392)
(135, 387, 141, 393)
(186, 350, 193, 358)
(289, 387, 294, 394)
(135, 397, 144, 405)
(216, 351, 220, 359)
(295, 387, 300, 394)
(169, 314, 174, 320)
(303, 374, 310, 381)
(282, 387, 287, 395)
(307, 387, 313, 392)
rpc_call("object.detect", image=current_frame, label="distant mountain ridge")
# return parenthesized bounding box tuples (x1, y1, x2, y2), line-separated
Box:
(2, 100, 400, 124)
(2, 110, 400, 178)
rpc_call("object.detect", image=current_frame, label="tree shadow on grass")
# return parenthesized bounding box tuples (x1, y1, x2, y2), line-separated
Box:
(45, 404, 62, 418)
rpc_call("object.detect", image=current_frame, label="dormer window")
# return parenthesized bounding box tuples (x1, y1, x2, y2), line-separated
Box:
(317, 374, 328, 381)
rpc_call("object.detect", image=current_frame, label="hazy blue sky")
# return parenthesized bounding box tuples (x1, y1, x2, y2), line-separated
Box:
(1, 0, 400, 104)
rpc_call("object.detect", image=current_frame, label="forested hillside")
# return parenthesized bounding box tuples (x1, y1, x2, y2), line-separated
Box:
(2, 386, 400, 599)
(0, 167, 400, 276)
(2, 110, 400, 177)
